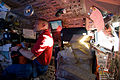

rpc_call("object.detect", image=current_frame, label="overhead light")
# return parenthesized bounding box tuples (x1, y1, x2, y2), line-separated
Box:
(79, 35, 90, 49)
(103, 56, 107, 59)
(24, 5, 34, 16)
(63, 41, 69, 44)
(83, 33, 87, 35)
(62, 0, 67, 2)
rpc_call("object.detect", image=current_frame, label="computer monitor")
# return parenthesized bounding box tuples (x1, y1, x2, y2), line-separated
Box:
(49, 20, 62, 32)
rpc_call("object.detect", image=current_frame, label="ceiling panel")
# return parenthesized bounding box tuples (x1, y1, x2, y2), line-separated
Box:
(96, 0, 120, 5)
(2, 0, 120, 28)
(3, 0, 86, 28)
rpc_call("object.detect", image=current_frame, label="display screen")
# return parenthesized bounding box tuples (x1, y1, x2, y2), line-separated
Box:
(23, 29, 36, 39)
(49, 20, 62, 31)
